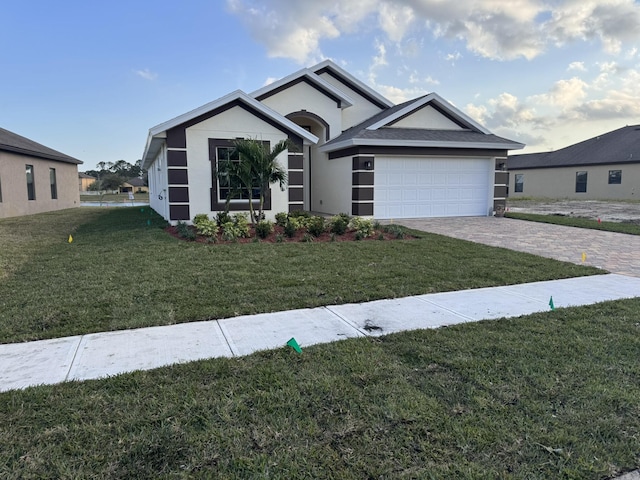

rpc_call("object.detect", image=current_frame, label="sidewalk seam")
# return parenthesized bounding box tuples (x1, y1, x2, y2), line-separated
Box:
(64, 335, 85, 382)
(215, 321, 237, 357)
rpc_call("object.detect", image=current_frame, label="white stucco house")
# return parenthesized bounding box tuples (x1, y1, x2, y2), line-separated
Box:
(141, 60, 524, 224)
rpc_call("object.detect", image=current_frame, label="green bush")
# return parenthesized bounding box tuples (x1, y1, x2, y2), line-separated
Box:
(306, 216, 326, 237)
(275, 212, 289, 227)
(329, 215, 349, 235)
(349, 217, 374, 238)
(215, 211, 232, 226)
(221, 222, 240, 242)
(176, 221, 196, 241)
(284, 220, 297, 238)
(233, 214, 250, 238)
(383, 224, 406, 239)
(301, 232, 314, 243)
(194, 218, 218, 238)
(255, 220, 274, 239)
(289, 210, 311, 219)
(193, 214, 210, 226)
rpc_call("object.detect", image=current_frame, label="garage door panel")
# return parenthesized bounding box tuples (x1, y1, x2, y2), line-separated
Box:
(374, 157, 491, 219)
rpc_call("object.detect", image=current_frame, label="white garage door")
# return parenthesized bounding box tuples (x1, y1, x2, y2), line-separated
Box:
(374, 157, 492, 219)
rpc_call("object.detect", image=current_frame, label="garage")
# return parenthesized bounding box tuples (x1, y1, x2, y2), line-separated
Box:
(374, 157, 493, 219)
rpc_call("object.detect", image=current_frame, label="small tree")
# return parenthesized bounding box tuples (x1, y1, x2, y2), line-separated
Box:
(216, 138, 293, 225)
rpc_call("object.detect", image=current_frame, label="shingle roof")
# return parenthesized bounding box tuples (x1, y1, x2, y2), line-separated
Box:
(0, 127, 82, 164)
(78, 172, 96, 179)
(508, 125, 640, 169)
(322, 95, 523, 152)
(125, 177, 146, 187)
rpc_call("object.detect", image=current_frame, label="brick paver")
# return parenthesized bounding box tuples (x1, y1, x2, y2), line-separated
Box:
(396, 217, 640, 278)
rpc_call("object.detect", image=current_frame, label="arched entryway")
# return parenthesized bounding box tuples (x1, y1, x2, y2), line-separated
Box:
(286, 111, 329, 212)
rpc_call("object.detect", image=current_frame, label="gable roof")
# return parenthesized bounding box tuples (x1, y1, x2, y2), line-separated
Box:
(250, 65, 355, 108)
(0, 127, 82, 164)
(509, 125, 640, 170)
(142, 90, 319, 169)
(311, 60, 394, 110)
(320, 95, 524, 153)
(79, 172, 96, 179)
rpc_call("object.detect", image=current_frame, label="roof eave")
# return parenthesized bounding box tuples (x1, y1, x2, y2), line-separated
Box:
(0, 144, 83, 164)
(320, 138, 525, 153)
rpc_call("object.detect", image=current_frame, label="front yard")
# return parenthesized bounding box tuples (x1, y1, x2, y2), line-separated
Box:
(2, 207, 638, 478)
(0, 207, 601, 343)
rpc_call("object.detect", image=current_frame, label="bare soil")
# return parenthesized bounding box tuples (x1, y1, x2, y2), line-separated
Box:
(506, 199, 640, 225)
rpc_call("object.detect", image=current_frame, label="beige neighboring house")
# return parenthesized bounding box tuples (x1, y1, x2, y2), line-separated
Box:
(119, 177, 148, 194)
(0, 127, 82, 219)
(508, 125, 640, 200)
(78, 172, 96, 191)
(142, 60, 523, 224)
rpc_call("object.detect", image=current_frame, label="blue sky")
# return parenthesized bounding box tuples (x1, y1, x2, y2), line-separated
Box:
(2, 0, 640, 171)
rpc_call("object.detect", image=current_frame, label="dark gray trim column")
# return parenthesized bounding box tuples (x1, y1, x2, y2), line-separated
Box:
(288, 153, 304, 212)
(167, 148, 190, 221)
(352, 156, 374, 216)
(493, 157, 508, 212)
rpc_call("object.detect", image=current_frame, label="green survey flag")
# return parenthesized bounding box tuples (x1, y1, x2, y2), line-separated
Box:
(549, 296, 555, 310)
(287, 337, 302, 353)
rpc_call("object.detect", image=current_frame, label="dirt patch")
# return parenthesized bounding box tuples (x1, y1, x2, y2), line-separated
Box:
(507, 199, 640, 225)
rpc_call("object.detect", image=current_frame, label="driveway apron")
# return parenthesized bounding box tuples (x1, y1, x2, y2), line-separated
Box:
(396, 217, 640, 278)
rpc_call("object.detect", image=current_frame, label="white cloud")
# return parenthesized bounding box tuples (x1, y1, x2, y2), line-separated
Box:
(227, 0, 640, 62)
(135, 69, 157, 81)
(567, 61, 586, 72)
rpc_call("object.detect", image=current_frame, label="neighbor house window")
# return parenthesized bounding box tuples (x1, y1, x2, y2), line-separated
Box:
(0, 174, 3, 202)
(50, 168, 58, 199)
(26, 164, 36, 200)
(576, 171, 587, 193)
(216, 146, 260, 201)
(608, 170, 622, 184)
(514, 174, 524, 193)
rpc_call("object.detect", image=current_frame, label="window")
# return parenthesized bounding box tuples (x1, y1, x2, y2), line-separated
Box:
(50, 168, 58, 199)
(608, 170, 622, 184)
(26, 165, 36, 200)
(576, 171, 587, 193)
(216, 146, 260, 201)
(0, 174, 3, 202)
(514, 174, 524, 193)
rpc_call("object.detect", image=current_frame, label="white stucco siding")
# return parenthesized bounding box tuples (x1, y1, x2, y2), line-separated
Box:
(509, 164, 640, 200)
(185, 106, 291, 221)
(390, 105, 464, 130)
(316, 72, 386, 130)
(311, 154, 352, 215)
(258, 82, 343, 138)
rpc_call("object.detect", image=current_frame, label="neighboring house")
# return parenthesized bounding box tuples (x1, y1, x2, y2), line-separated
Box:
(78, 172, 96, 191)
(0, 127, 82, 219)
(119, 177, 148, 194)
(508, 125, 640, 200)
(142, 60, 524, 224)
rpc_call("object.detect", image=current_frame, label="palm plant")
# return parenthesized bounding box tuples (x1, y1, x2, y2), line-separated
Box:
(218, 138, 292, 225)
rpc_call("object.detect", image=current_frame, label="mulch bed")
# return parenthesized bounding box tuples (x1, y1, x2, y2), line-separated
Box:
(165, 224, 413, 244)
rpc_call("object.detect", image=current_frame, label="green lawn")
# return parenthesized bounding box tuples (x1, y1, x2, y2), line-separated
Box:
(506, 212, 640, 235)
(1, 299, 639, 479)
(1, 207, 638, 478)
(0, 207, 601, 343)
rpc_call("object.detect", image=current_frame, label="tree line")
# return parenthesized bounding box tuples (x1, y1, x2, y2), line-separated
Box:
(83, 160, 146, 191)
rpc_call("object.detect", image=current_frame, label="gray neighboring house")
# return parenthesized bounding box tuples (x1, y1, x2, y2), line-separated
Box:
(508, 125, 640, 200)
(0, 127, 82, 219)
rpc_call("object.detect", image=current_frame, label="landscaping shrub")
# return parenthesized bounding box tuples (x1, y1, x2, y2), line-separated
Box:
(220, 222, 241, 242)
(275, 212, 289, 227)
(215, 211, 232, 226)
(176, 221, 196, 241)
(194, 218, 218, 238)
(383, 224, 406, 239)
(306, 216, 326, 237)
(233, 214, 250, 238)
(349, 217, 374, 238)
(255, 220, 274, 239)
(193, 213, 209, 225)
(329, 215, 349, 235)
(284, 220, 297, 238)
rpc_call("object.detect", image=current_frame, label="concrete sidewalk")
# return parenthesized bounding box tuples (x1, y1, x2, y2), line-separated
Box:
(2, 273, 639, 393)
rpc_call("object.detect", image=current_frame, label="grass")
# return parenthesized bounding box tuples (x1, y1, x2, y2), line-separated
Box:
(80, 192, 149, 202)
(0, 208, 602, 344)
(506, 212, 640, 235)
(1, 299, 640, 478)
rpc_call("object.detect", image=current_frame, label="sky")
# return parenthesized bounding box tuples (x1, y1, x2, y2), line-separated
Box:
(2, 0, 640, 171)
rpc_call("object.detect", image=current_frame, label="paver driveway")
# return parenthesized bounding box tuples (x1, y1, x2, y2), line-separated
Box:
(396, 217, 640, 278)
